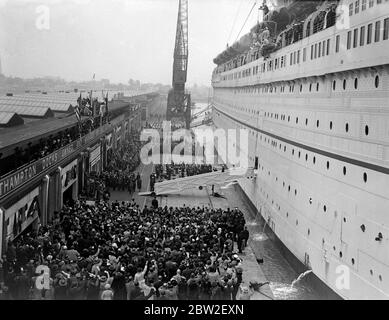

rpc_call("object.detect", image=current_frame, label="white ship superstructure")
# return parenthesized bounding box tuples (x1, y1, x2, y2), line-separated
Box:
(212, 0, 389, 299)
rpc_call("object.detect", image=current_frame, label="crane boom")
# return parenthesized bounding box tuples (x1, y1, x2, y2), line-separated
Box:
(166, 0, 191, 129)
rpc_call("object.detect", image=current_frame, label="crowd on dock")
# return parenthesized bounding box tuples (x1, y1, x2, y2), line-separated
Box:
(0, 199, 251, 300)
(80, 133, 143, 200)
(1, 119, 97, 177)
(154, 163, 214, 181)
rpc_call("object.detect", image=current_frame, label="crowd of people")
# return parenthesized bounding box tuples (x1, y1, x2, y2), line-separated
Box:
(103, 134, 143, 194)
(1, 117, 98, 177)
(0, 198, 252, 300)
(154, 163, 214, 181)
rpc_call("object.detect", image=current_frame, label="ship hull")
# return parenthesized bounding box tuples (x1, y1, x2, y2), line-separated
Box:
(212, 108, 389, 300)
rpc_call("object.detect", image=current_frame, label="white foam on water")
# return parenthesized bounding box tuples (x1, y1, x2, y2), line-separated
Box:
(269, 282, 300, 300)
(252, 233, 268, 241)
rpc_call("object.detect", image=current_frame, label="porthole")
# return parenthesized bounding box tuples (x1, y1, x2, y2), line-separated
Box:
(332, 80, 336, 90)
(365, 125, 369, 136)
(309, 83, 312, 92)
(360, 224, 366, 232)
(305, 118, 308, 126)
(379, 275, 382, 281)
(298, 151, 301, 158)
(345, 123, 349, 132)
(284, 146, 286, 152)
(288, 186, 291, 192)
(313, 156, 316, 164)
(323, 205, 327, 212)
(339, 251, 343, 258)
(294, 189, 297, 196)
(300, 84, 302, 92)
(288, 116, 290, 122)
(296, 117, 299, 124)
(343, 79, 346, 90)
(316, 83, 319, 91)
(343, 166, 347, 175)
(370, 270, 373, 276)
(351, 258, 355, 265)
(292, 149, 295, 155)
(308, 229, 310, 236)
(309, 197, 313, 204)
(363, 172, 368, 183)
(286, 212, 289, 217)
(343, 217, 347, 223)
(296, 220, 298, 226)
(330, 121, 333, 130)
(316, 120, 319, 128)
(354, 78, 358, 89)
(305, 154, 308, 161)
(375, 75, 379, 88)
(326, 161, 330, 170)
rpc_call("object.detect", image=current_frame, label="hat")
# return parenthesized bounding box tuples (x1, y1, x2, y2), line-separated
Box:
(104, 284, 111, 290)
(59, 279, 67, 287)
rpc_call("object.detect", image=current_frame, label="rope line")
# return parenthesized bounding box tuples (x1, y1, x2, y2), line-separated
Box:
(235, 0, 257, 42)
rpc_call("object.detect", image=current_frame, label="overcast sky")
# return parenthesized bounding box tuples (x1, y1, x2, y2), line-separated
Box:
(0, 0, 263, 86)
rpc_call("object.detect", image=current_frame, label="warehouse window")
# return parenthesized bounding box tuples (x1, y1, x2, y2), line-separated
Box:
(353, 28, 358, 48)
(360, 26, 365, 46)
(367, 23, 372, 44)
(384, 18, 389, 40)
(347, 31, 352, 49)
(336, 35, 340, 52)
(375, 20, 381, 42)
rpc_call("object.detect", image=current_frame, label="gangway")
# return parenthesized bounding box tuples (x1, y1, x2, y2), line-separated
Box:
(139, 167, 256, 196)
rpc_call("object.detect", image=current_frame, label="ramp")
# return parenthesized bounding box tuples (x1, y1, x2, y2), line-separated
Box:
(146, 167, 255, 196)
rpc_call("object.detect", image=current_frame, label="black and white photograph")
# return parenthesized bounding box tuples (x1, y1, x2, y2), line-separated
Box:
(0, 0, 388, 306)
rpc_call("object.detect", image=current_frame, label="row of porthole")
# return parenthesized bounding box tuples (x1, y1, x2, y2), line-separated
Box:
(261, 135, 370, 183)
(223, 102, 370, 137)
(265, 113, 371, 136)
(259, 168, 384, 284)
(227, 75, 380, 94)
(259, 165, 298, 196)
(259, 163, 382, 284)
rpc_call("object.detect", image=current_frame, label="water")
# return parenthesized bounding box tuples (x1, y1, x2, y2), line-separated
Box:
(225, 187, 333, 300)
(291, 270, 313, 287)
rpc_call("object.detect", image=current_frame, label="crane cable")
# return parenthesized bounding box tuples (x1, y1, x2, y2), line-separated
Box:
(226, 0, 246, 45)
(235, 0, 257, 42)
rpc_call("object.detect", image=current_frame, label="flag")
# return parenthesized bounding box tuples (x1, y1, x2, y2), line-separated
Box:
(99, 102, 105, 117)
(105, 92, 109, 115)
(75, 106, 81, 123)
(75, 93, 82, 123)
(89, 91, 94, 117)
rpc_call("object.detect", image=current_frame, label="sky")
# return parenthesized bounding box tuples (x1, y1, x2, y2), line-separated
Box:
(0, 0, 263, 86)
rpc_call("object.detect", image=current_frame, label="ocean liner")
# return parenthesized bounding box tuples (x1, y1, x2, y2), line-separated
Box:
(211, 0, 389, 299)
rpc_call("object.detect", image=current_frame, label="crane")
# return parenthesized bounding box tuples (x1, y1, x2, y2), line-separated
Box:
(166, 0, 191, 130)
